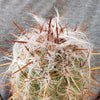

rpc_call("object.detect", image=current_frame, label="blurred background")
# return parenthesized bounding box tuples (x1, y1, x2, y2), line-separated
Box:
(0, 0, 100, 99)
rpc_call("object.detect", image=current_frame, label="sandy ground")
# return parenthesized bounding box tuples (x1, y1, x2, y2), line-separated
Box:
(0, 0, 100, 99)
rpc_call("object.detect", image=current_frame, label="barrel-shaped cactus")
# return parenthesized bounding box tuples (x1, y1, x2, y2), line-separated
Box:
(6, 12, 93, 100)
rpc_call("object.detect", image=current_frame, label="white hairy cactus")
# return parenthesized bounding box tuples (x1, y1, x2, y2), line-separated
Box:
(1, 10, 100, 100)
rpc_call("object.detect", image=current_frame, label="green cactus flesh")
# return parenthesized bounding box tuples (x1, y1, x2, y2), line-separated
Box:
(10, 43, 91, 100)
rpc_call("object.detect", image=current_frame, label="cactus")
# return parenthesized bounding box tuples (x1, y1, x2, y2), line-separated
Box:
(1, 10, 100, 100)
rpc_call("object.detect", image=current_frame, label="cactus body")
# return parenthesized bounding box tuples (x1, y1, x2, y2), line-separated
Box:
(8, 15, 92, 100)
